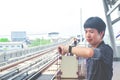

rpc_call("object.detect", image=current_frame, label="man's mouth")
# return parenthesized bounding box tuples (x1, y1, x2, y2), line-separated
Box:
(87, 39, 92, 42)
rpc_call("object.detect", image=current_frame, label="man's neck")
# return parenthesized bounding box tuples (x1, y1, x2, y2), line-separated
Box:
(92, 40, 103, 48)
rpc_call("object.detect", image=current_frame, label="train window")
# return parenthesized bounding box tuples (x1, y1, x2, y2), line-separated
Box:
(0, 46, 2, 48)
(11, 45, 15, 47)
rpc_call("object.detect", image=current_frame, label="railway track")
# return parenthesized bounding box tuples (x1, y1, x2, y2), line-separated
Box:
(0, 47, 61, 80)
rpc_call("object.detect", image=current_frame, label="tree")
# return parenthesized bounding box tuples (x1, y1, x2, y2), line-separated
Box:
(0, 38, 10, 42)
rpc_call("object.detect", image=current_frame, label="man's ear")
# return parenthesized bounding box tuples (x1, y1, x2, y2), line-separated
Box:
(100, 31, 104, 38)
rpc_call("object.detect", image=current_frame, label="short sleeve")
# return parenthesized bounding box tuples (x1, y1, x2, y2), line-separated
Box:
(92, 48, 102, 60)
(92, 45, 113, 64)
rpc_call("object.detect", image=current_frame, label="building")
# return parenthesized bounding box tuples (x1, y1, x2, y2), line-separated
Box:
(48, 32, 60, 42)
(11, 31, 27, 42)
(48, 32, 59, 39)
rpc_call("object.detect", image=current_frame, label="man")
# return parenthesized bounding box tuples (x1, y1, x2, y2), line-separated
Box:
(58, 16, 113, 80)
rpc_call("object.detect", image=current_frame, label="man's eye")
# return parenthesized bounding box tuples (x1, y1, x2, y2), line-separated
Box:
(85, 31, 87, 33)
(90, 31, 94, 33)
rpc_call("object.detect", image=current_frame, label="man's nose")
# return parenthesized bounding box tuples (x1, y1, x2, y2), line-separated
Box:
(86, 32, 90, 38)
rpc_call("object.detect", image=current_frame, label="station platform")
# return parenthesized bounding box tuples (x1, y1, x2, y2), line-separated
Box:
(54, 61, 120, 80)
(54, 60, 120, 80)
(112, 61, 120, 80)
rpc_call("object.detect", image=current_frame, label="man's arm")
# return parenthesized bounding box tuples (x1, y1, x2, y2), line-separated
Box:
(58, 45, 94, 58)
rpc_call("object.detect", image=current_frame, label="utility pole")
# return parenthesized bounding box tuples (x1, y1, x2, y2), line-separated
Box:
(80, 8, 83, 42)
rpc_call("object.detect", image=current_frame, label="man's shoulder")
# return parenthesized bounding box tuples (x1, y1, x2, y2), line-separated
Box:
(100, 41, 113, 50)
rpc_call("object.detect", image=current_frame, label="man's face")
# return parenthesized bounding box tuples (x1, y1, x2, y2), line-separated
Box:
(85, 28, 103, 47)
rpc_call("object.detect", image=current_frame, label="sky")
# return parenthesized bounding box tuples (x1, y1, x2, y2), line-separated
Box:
(0, 0, 116, 38)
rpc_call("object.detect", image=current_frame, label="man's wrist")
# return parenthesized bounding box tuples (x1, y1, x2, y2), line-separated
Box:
(69, 46, 72, 53)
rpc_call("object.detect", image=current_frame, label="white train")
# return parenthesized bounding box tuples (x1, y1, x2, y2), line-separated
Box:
(0, 42, 27, 51)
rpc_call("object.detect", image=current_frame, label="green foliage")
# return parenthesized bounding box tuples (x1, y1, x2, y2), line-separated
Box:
(29, 38, 52, 47)
(0, 38, 10, 42)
